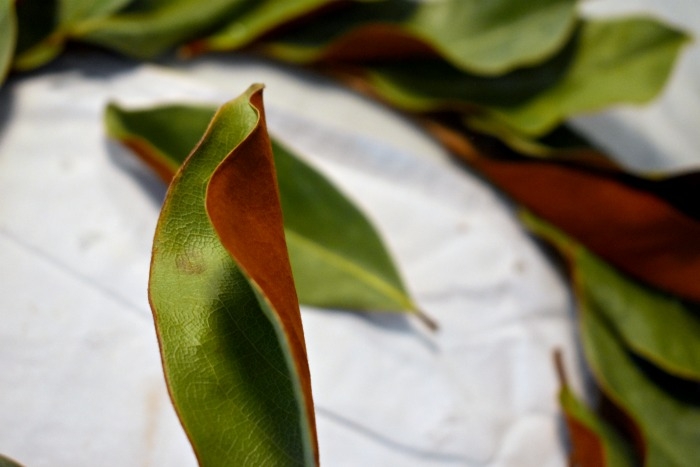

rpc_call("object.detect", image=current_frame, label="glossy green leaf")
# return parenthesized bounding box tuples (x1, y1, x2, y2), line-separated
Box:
(183, 0, 335, 56)
(363, 17, 688, 137)
(0, 0, 16, 84)
(75, 0, 250, 58)
(149, 85, 317, 466)
(522, 211, 700, 381)
(260, 0, 577, 75)
(105, 101, 429, 325)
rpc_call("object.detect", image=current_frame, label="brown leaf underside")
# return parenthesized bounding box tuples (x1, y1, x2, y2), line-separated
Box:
(425, 120, 700, 303)
(205, 89, 318, 463)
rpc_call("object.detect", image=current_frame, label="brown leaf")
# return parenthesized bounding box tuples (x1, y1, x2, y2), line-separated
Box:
(425, 119, 700, 303)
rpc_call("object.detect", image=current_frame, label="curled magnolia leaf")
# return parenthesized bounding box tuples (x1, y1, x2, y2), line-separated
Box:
(257, 0, 577, 75)
(425, 119, 700, 303)
(555, 352, 634, 467)
(105, 101, 432, 327)
(0, 0, 16, 83)
(149, 84, 317, 465)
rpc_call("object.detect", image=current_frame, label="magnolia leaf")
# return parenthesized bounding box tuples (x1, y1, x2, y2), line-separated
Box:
(525, 213, 700, 381)
(474, 17, 690, 136)
(259, 0, 577, 75)
(555, 353, 634, 467)
(0, 0, 16, 83)
(359, 17, 688, 137)
(182, 0, 335, 57)
(11, 0, 133, 71)
(75, 0, 249, 59)
(149, 84, 318, 465)
(105, 101, 431, 326)
(581, 296, 700, 466)
(425, 119, 700, 303)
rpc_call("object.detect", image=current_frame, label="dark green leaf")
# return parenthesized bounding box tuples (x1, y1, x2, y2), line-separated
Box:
(0, 0, 16, 83)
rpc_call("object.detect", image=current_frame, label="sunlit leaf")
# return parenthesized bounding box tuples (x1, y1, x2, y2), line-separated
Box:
(259, 0, 577, 75)
(525, 212, 700, 381)
(555, 353, 635, 467)
(75, 0, 250, 59)
(182, 0, 335, 57)
(0, 0, 16, 83)
(105, 101, 431, 326)
(424, 118, 700, 303)
(149, 84, 318, 465)
(358, 17, 688, 137)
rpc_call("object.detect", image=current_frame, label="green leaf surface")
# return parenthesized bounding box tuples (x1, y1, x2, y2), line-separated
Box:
(105, 101, 425, 322)
(363, 17, 688, 137)
(0, 0, 16, 84)
(260, 0, 577, 75)
(12, 0, 63, 71)
(75, 0, 250, 58)
(149, 84, 317, 466)
(524, 213, 700, 465)
(523, 212, 700, 381)
(184, 0, 335, 56)
(582, 298, 700, 467)
(59, 0, 134, 29)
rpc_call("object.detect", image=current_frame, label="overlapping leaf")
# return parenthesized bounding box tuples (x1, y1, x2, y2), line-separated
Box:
(353, 17, 687, 138)
(0, 0, 16, 84)
(11, 0, 133, 71)
(105, 101, 431, 326)
(182, 0, 336, 57)
(252, 0, 577, 75)
(556, 353, 634, 467)
(148, 84, 317, 465)
(74, 0, 250, 59)
(425, 119, 700, 303)
(527, 214, 700, 465)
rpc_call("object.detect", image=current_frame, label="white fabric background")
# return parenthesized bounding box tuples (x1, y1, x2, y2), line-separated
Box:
(0, 1, 697, 465)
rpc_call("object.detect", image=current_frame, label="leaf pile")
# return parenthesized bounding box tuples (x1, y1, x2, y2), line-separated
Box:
(0, 1, 698, 465)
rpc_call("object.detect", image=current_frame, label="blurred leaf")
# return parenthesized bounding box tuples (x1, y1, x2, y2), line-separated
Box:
(75, 0, 250, 58)
(526, 212, 700, 381)
(359, 18, 688, 137)
(149, 84, 318, 466)
(12, 0, 62, 71)
(424, 118, 700, 303)
(106, 101, 431, 325)
(259, 0, 577, 75)
(0, 454, 23, 467)
(0, 0, 16, 83)
(581, 295, 700, 466)
(59, 0, 134, 27)
(556, 353, 634, 467)
(475, 17, 690, 136)
(182, 0, 336, 57)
